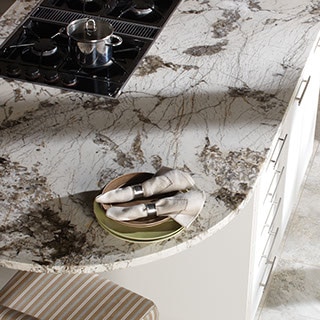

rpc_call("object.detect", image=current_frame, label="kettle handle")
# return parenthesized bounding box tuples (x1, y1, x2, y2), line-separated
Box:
(85, 19, 97, 36)
(108, 34, 123, 47)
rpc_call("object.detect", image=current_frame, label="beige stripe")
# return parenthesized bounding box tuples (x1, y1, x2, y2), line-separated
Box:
(28, 273, 78, 316)
(93, 287, 136, 319)
(43, 274, 99, 319)
(26, 273, 68, 316)
(54, 275, 107, 319)
(66, 279, 108, 319)
(0, 306, 11, 318)
(141, 308, 152, 320)
(104, 293, 143, 320)
(34, 274, 84, 318)
(120, 296, 149, 319)
(21, 274, 63, 312)
(93, 289, 132, 320)
(80, 285, 124, 319)
(6, 274, 45, 310)
(0, 272, 30, 303)
(35, 274, 88, 319)
(64, 279, 119, 320)
(140, 302, 158, 320)
(61, 275, 111, 319)
(142, 307, 152, 320)
(13, 274, 58, 313)
(148, 306, 159, 320)
(15, 309, 29, 320)
(88, 285, 131, 319)
(123, 296, 155, 320)
(107, 289, 155, 320)
(1, 272, 158, 320)
(0, 305, 38, 320)
(143, 306, 159, 320)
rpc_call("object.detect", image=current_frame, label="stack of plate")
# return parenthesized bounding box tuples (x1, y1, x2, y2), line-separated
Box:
(93, 172, 184, 243)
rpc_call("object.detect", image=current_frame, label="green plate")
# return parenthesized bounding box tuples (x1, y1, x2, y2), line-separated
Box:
(93, 201, 184, 242)
(101, 224, 184, 243)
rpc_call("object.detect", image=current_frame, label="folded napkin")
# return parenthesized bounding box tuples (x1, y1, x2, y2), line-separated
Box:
(95, 168, 195, 204)
(105, 190, 205, 228)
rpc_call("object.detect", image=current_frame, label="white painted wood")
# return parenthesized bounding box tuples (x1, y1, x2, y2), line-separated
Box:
(103, 197, 254, 320)
(248, 31, 320, 320)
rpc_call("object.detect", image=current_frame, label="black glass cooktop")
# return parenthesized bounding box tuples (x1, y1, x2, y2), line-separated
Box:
(0, 0, 181, 98)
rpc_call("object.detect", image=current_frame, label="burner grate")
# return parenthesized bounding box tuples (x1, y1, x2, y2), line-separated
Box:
(31, 7, 159, 40)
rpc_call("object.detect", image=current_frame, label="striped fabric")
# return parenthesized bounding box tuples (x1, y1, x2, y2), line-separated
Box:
(0, 305, 39, 320)
(0, 272, 159, 320)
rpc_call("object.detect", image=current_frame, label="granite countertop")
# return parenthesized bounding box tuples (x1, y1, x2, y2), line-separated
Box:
(0, 0, 319, 273)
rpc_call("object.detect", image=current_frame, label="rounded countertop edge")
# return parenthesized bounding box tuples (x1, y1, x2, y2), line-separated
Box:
(0, 207, 243, 273)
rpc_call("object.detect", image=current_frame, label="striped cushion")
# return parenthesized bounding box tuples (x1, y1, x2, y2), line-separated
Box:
(0, 271, 158, 320)
(0, 305, 39, 320)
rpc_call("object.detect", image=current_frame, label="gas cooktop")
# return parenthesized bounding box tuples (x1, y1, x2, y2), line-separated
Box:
(0, 0, 181, 98)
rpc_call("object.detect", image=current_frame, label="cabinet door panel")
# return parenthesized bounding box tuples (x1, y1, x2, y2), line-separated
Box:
(297, 47, 320, 186)
(282, 42, 320, 229)
(250, 31, 320, 320)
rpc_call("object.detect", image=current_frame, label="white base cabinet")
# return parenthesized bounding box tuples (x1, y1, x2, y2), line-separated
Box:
(248, 31, 320, 318)
(104, 32, 320, 320)
(104, 198, 255, 320)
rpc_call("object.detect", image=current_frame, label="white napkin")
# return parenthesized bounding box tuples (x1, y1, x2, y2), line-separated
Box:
(106, 190, 206, 228)
(95, 168, 195, 204)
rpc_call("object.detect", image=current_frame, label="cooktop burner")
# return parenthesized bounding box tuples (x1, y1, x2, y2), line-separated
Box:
(65, 0, 118, 14)
(31, 38, 58, 57)
(0, 0, 181, 98)
(40, 0, 178, 26)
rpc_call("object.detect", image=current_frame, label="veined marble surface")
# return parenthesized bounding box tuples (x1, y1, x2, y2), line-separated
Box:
(0, 0, 319, 273)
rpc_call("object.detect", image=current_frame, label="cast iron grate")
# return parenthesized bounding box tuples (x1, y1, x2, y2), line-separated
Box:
(30, 7, 159, 40)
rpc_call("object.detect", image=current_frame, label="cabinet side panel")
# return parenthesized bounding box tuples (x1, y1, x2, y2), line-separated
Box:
(102, 199, 254, 320)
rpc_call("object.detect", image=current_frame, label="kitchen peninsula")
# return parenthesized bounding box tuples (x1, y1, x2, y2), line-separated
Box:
(0, 0, 320, 319)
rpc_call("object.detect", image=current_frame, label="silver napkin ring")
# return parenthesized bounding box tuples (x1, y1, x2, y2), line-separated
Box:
(145, 203, 157, 218)
(132, 185, 144, 198)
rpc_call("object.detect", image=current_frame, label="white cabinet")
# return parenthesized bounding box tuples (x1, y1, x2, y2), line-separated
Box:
(103, 196, 255, 320)
(248, 31, 320, 319)
(296, 46, 320, 188)
(249, 130, 287, 316)
(282, 45, 320, 228)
